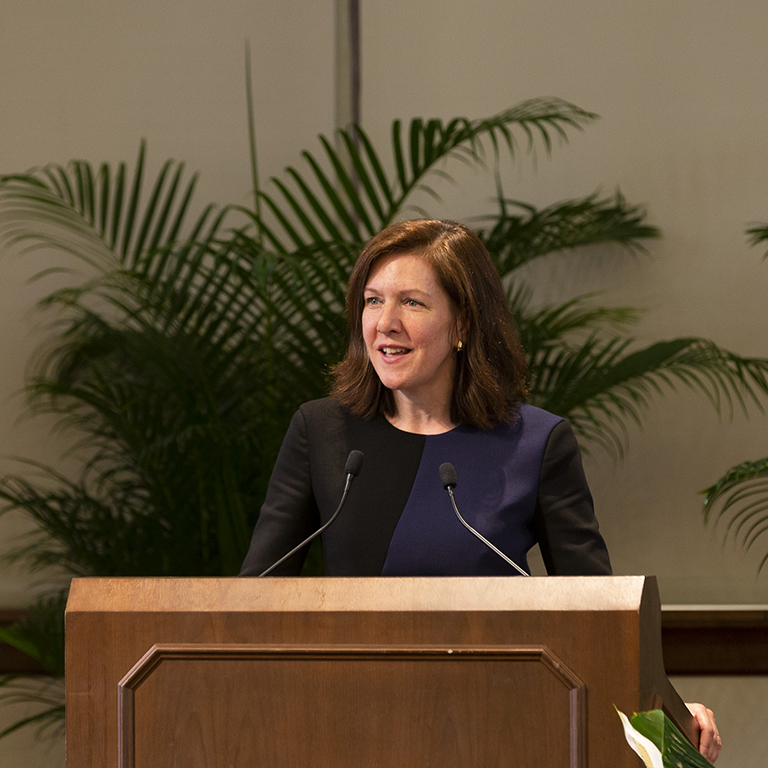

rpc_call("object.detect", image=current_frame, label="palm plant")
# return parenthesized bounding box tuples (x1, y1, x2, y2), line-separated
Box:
(1, 97, 768, 741)
(702, 223, 768, 573)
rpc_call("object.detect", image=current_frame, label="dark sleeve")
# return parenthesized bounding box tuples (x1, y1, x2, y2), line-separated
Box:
(239, 408, 320, 576)
(533, 420, 612, 575)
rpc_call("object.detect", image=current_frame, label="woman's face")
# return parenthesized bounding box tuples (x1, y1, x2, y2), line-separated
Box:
(362, 252, 459, 409)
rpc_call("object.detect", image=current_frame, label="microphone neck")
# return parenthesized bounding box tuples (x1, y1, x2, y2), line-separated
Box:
(258, 450, 363, 577)
(444, 481, 529, 577)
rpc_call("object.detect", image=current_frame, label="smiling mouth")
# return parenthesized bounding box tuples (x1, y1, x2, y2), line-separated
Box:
(380, 346, 410, 356)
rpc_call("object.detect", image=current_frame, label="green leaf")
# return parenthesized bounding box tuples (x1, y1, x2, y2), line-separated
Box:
(0, 591, 66, 741)
(0, 676, 65, 740)
(747, 221, 768, 257)
(479, 191, 660, 276)
(528, 336, 768, 457)
(702, 457, 768, 572)
(0, 593, 66, 677)
(619, 709, 714, 768)
(258, 98, 597, 251)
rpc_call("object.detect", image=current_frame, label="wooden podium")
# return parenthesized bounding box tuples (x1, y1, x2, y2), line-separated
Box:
(65, 576, 695, 767)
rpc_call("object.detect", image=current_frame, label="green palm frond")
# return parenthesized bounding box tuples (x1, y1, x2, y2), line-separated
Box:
(0, 593, 66, 740)
(22, 314, 271, 576)
(702, 458, 768, 572)
(512, 289, 641, 353)
(0, 141, 220, 274)
(746, 221, 768, 254)
(699, 221, 768, 574)
(0, 593, 66, 677)
(479, 192, 660, 275)
(530, 338, 768, 456)
(0, 677, 65, 740)
(0, 148, 271, 577)
(251, 98, 597, 251)
(0, 461, 171, 576)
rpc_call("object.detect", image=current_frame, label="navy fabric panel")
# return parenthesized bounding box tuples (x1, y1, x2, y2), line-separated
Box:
(381, 404, 563, 576)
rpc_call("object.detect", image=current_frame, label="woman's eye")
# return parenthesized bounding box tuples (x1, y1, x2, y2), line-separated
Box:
(364, 296, 380, 306)
(405, 299, 421, 308)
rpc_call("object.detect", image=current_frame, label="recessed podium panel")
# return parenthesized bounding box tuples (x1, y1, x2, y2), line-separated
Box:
(119, 645, 584, 768)
(65, 576, 695, 768)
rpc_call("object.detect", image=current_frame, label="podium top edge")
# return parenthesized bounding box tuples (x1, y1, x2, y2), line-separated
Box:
(65, 576, 654, 614)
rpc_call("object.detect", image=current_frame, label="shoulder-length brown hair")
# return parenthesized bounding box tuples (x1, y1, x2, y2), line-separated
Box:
(331, 219, 528, 429)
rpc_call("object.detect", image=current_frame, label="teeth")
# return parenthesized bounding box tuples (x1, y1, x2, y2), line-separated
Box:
(381, 347, 408, 355)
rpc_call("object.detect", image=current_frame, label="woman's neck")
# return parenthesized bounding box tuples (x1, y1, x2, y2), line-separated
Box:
(388, 392, 457, 435)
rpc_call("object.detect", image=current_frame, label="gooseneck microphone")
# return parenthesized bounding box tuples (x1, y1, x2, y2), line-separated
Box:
(439, 462, 529, 577)
(259, 450, 364, 577)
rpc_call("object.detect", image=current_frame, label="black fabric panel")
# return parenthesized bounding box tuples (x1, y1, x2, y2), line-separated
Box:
(240, 399, 425, 577)
(533, 420, 612, 575)
(239, 406, 324, 577)
(321, 414, 425, 575)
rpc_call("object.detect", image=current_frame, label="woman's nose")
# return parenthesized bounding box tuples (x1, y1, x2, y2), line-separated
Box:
(377, 303, 402, 334)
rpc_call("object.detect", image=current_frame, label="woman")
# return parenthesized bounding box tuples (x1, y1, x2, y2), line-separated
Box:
(241, 218, 610, 578)
(240, 219, 720, 761)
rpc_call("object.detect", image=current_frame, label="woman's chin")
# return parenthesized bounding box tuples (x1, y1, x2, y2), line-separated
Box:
(371, 363, 411, 392)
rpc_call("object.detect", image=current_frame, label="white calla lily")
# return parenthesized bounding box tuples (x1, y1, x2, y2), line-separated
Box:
(618, 710, 664, 768)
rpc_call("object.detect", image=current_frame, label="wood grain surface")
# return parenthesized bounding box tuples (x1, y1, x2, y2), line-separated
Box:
(66, 576, 694, 767)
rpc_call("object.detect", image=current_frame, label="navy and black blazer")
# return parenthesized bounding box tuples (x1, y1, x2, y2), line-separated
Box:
(240, 398, 612, 577)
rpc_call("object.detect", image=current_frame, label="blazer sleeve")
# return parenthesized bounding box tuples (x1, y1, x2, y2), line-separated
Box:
(239, 408, 320, 576)
(533, 420, 612, 575)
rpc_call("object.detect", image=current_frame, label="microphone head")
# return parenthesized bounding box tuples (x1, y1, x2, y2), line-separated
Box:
(345, 450, 364, 477)
(439, 462, 457, 490)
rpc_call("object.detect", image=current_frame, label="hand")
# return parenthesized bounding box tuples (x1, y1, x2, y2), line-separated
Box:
(686, 702, 721, 763)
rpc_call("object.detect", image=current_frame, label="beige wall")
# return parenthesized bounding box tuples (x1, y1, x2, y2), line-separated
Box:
(1, 1, 767, 766)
